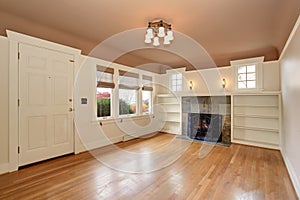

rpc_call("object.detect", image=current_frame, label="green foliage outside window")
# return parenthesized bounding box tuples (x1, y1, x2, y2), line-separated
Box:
(97, 98, 111, 117)
(97, 98, 134, 117)
(119, 99, 134, 115)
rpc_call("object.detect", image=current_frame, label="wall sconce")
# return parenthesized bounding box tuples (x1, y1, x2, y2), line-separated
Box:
(222, 78, 226, 88)
(189, 81, 193, 90)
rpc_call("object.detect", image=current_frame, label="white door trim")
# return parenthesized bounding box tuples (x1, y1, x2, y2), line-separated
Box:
(7, 30, 81, 172)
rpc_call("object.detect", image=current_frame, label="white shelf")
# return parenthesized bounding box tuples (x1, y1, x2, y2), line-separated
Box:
(233, 105, 278, 108)
(232, 94, 281, 148)
(234, 114, 279, 119)
(234, 126, 279, 133)
(164, 120, 181, 123)
(160, 111, 180, 114)
(158, 102, 180, 105)
(157, 94, 176, 98)
(231, 139, 280, 150)
(156, 93, 181, 135)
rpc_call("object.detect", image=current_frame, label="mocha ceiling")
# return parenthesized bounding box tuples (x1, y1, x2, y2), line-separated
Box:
(0, 0, 299, 73)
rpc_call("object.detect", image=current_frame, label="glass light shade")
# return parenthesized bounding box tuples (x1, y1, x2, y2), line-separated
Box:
(144, 36, 152, 44)
(158, 27, 165, 37)
(146, 28, 154, 39)
(163, 36, 170, 45)
(167, 30, 174, 40)
(153, 36, 160, 46)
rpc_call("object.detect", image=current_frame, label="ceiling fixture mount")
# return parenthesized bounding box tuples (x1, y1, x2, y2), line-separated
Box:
(144, 19, 174, 46)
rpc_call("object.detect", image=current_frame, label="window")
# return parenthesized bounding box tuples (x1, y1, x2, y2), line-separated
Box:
(96, 66, 115, 118)
(170, 73, 182, 92)
(237, 65, 256, 89)
(119, 70, 139, 115)
(142, 75, 153, 114)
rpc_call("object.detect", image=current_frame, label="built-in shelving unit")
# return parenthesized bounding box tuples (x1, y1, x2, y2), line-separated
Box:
(232, 93, 281, 149)
(156, 93, 181, 134)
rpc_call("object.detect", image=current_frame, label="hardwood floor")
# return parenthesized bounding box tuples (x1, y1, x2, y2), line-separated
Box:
(0, 133, 297, 200)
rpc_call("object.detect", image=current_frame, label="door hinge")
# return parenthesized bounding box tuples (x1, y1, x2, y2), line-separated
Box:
(18, 52, 20, 60)
(18, 99, 20, 107)
(69, 59, 75, 63)
(18, 146, 20, 154)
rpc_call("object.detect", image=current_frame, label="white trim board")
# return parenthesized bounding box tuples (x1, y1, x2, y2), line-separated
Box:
(7, 30, 81, 172)
(0, 163, 9, 175)
(280, 149, 300, 198)
(279, 15, 300, 61)
(6, 30, 81, 55)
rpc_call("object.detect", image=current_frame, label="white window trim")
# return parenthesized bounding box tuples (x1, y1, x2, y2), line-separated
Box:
(95, 63, 155, 120)
(95, 65, 114, 120)
(96, 88, 114, 120)
(231, 57, 264, 92)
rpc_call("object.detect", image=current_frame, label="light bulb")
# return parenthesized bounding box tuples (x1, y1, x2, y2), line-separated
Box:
(153, 36, 160, 46)
(158, 26, 165, 37)
(146, 28, 154, 39)
(222, 78, 226, 88)
(163, 36, 170, 45)
(144, 36, 152, 44)
(167, 30, 174, 41)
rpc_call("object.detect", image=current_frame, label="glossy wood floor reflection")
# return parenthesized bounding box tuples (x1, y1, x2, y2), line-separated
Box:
(0, 133, 297, 200)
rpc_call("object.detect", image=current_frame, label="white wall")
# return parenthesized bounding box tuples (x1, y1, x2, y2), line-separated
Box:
(263, 61, 281, 91)
(74, 56, 161, 153)
(280, 18, 300, 197)
(155, 62, 280, 95)
(0, 36, 9, 172)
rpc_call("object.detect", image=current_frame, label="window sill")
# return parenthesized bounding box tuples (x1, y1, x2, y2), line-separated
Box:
(96, 114, 155, 125)
(233, 88, 263, 93)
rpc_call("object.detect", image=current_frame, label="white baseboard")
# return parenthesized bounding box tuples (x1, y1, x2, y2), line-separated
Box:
(76, 136, 124, 153)
(0, 163, 9, 175)
(280, 149, 300, 198)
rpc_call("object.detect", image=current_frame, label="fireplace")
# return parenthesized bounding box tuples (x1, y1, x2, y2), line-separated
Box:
(188, 113, 222, 142)
(182, 96, 231, 145)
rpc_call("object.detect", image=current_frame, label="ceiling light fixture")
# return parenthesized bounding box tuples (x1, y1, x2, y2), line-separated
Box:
(144, 19, 174, 46)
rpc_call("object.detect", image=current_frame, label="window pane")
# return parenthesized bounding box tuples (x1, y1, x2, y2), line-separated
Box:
(142, 91, 151, 113)
(171, 74, 177, 80)
(238, 74, 247, 81)
(119, 76, 138, 87)
(172, 85, 177, 91)
(247, 65, 256, 73)
(177, 85, 182, 91)
(97, 71, 113, 83)
(247, 81, 256, 88)
(97, 88, 112, 117)
(170, 73, 182, 92)
(247, 73, 256, 81)
(119, 89, 137, 115)
(238, 81, 247, 89)
(238, 66, 246, 73)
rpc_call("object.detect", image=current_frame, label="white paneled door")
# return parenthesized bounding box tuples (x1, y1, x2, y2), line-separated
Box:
(19, 43, 74, 166)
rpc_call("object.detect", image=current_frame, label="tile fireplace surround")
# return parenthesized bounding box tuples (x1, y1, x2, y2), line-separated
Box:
(182, 96, 231, 145)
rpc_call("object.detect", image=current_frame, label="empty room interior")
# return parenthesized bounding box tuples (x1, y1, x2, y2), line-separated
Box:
(1, 0, 300, 199)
